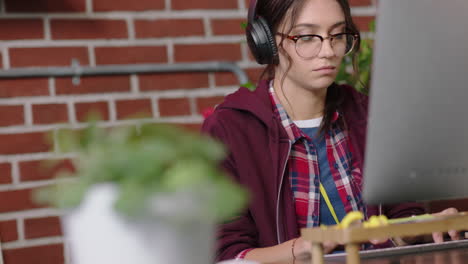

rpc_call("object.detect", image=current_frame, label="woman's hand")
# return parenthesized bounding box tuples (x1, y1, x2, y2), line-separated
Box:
(431, 207, 460, 243)
(243, 237, 339, 264)
(293, 237, 338, 264)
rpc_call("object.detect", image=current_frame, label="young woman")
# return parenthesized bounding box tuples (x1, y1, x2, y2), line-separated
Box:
(202, 0, 459, 263)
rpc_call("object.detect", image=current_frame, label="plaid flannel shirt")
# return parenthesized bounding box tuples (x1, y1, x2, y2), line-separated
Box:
(269, 84, 365, 229)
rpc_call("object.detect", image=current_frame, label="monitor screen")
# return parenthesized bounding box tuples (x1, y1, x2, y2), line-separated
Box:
(362, 0, 468, 205)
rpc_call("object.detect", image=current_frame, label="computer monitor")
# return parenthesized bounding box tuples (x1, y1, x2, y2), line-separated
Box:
(362, 0, 468, 205)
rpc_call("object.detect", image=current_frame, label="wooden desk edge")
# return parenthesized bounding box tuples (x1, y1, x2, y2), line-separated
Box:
(301, 213, 468, 244)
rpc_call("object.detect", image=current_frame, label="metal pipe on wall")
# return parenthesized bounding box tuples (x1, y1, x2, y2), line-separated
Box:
(0, 61, 249, 86)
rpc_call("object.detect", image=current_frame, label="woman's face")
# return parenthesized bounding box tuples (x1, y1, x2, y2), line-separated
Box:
(276, 0, 346, 91)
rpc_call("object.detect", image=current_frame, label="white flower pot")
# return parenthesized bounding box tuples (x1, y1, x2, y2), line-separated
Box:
(63, 184, 216, 264)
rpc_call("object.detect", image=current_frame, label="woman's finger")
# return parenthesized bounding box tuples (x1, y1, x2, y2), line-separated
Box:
(432, 231, 444, 243)
(433, 207, 458, 217)
(323, 241, 338, 254)
(370, 238, 388, 245)
(432, 207, 459, 243)
(448, 229, 460, 241)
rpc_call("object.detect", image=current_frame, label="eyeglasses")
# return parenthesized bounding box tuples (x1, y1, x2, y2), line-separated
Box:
(277, 32, 359, 58)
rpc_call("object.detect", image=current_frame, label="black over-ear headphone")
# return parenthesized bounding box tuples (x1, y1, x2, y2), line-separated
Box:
(246, 0, 279, 65)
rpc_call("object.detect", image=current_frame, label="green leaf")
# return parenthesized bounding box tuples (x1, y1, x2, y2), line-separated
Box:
(240, 21, 248, 30)
(242, 81, 256, 91)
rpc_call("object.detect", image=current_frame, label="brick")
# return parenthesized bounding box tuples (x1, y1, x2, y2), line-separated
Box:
(19, 159, 75, 182)
(215, 67, 265, 86)
(0, 78, 49, 98)
(352, 16, 375, 32)
(55, 76, 131, 95)
(0, 189, 45, 213)
(75, 101, 110, 122)
(94, 0, 165, 11)
(10, 47, 89, 68)
(174, 43, 241, 62)
(139, 73, 209, 91)
(51, 19, 127, 40)
(5, 0, 86, 12)
(95, 46, 167, 65)
(211, 18, 245, 36)
(0, 163, 12, 184)
(349, 0, 372, 6)
(24, 216, 62, 239)
(158, 98, 191, 117)
(135, 19, 204, 38)
(3, 244, 64, 264)
(32, 104, 69, 125)
(0, 105, 24, 127)
(0, 220, 18, 242)
(116, 99, 153, 120)
(196, 96, 224, 114)
(0, 19, 44, 40)
(172, 0, 237, 10)
(0, 132, 51, 155)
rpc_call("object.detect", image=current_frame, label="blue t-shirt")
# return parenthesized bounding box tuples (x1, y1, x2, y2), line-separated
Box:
(298, 123, 347, 226)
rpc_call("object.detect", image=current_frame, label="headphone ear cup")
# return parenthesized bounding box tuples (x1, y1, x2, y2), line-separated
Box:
(258, 17, 279, 65)
(246, 16, 278, 65)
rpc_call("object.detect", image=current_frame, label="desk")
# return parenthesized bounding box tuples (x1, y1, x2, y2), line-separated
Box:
(323, 239, 468, 264)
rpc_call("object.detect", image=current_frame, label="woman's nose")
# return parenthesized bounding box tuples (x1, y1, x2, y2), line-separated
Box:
(317, 39, 336, 58)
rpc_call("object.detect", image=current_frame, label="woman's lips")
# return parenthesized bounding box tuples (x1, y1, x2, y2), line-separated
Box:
(313, 66, 337, 75)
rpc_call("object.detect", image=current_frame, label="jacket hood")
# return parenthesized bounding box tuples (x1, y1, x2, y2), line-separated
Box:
(216, 80, 274, 127)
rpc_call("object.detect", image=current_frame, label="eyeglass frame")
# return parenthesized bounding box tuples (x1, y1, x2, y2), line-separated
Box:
(276, 32, 359, 58)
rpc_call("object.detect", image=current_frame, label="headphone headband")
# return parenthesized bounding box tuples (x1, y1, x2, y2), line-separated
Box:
(248, 0, 257, 25)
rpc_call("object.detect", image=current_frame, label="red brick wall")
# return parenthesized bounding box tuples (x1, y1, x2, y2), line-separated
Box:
(0, 0, 430, 263)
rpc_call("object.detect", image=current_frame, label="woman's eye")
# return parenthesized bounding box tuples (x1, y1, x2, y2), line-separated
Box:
(300, 36, 316, 41)
(298, 35, 324, 44)
(333, 34, 346, 40)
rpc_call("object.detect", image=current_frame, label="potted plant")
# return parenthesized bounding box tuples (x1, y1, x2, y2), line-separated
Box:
(35, 121, 248, 264)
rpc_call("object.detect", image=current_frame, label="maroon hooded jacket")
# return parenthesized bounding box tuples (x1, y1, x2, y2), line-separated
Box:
(201, 80, 425, 261)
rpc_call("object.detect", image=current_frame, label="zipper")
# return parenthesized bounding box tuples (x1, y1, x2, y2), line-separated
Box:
(276, 140, 291, 244)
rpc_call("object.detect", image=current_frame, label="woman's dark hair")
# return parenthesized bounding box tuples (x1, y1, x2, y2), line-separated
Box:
(256, 0, 361, 133)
